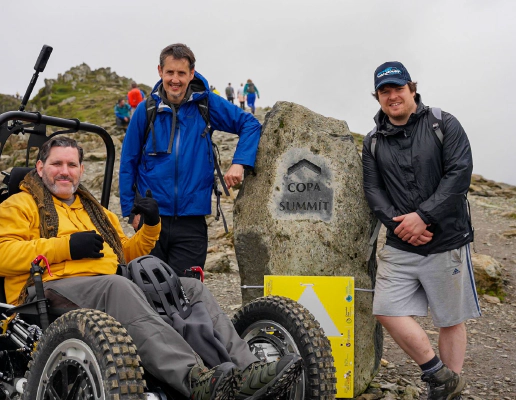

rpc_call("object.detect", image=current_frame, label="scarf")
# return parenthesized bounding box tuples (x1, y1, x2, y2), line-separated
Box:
(18, 170, 125, 303)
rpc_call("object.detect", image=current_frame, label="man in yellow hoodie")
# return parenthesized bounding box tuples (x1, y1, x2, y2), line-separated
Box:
(0, 138, 161, 306)
(0, 137, 302, 400)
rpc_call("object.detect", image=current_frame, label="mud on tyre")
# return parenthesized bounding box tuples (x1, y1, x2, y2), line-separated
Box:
(23, 309, 145, 399)
(232, 296, 337, 400)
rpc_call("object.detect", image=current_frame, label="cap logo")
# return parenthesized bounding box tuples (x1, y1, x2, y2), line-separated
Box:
(377, 67, 402, 78)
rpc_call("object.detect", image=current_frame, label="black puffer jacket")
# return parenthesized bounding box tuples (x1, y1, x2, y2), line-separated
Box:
(362, 95, 473, 256)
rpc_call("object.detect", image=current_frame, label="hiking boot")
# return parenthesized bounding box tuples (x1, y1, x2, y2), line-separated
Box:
(189, 362, 242, 400)
(236, 354, 303, 400)
(421, 365, 466, 400)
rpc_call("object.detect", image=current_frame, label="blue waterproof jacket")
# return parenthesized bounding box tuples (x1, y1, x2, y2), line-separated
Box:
(119, 71, 262, 217)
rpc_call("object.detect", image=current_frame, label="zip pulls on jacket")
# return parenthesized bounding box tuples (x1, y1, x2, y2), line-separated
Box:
(167, 104, 177, 154)
(167, 103, 180, 216)
(174, 124, 181, 216)
(148, 101, 180, 214)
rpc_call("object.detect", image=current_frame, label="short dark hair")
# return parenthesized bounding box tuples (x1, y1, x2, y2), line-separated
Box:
(159, 43, 196, 70)
(372, 81, 418, 101)
(39, 137, 84, 164)
(118, 98, 125, 104)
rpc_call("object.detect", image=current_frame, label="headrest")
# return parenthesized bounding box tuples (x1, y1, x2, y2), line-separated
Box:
(8, 167, 34, 196)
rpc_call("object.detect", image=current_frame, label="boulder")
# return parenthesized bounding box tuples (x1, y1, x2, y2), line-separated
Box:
(57, 96, 76, 106)
(234, 101, 380, 395)
(471, 253, 504, 294)
(205, 253, 231, 273)
(44, 78, 54, 95)
(83, 152, 106, 161)
(502, 229, 516, 238)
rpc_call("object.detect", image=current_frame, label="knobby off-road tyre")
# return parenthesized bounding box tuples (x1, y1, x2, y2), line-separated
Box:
(232, 296, 337, 400)
(23, 309, 145, 400)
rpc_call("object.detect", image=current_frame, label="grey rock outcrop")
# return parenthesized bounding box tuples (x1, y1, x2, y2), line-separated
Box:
(234, 101, 380, 396)
(471, 253, 503, 294)
(44, 78, 54, 95)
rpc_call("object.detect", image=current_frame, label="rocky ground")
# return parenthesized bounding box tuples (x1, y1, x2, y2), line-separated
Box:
(7, 105, 514, 399)
(200, 182, 516, 400)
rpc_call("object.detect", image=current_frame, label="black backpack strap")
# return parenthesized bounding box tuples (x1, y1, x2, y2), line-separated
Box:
(143, 96, 157, 155)
(197, 96, 230, 233)
(365, 126, 382, 260)
(366, 219, 382, 261)
(130, 96, 156, 223)
(368, 126, 378, 160)
(214, 183, 229, 233)
(428, 107, 444, 144)
(198, 98, 212, 139)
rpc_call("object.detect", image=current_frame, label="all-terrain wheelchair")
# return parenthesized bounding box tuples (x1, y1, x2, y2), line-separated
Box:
(0, 46, 337, 399)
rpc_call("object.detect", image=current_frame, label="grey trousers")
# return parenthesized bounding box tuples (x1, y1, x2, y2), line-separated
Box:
(43, 275, 257, 396)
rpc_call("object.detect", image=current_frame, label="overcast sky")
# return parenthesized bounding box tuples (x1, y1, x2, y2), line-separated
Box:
(2, 0, 515, 184)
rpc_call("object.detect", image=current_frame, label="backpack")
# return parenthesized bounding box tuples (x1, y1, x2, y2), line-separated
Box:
(369, 107, 444, 159)
(246, 83, 255, 94)
(128, 88, 143, 108)
(141, 95, 230, 231)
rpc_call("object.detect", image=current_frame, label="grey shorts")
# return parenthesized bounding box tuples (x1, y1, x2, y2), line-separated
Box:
(373, 244, 481, 327)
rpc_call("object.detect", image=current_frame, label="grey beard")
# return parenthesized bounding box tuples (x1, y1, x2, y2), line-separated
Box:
(42, 175, 79, 201)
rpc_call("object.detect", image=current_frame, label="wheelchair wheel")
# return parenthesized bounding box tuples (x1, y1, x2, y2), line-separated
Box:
(23, 309, 145, 399)
(232, 296, 336, 400)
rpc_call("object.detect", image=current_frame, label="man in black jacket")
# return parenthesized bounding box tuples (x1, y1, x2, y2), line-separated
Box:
(363, 61, 480, 400)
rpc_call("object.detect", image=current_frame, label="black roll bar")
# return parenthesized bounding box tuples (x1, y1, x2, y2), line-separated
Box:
(0, 111, 115, 208)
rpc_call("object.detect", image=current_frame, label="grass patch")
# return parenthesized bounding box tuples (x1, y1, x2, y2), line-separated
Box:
(477, 288, 507, 302)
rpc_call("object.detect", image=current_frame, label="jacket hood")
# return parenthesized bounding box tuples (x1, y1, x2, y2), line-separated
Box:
(151, 71, 210, 106)
(373, 93, 428, 135)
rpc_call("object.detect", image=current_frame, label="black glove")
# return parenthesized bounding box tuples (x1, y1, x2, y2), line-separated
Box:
(131, 189, 160, 227)
(69, 230, 104, 260)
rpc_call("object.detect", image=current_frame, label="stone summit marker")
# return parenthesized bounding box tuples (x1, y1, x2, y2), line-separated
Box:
(234, 101, 381, 396)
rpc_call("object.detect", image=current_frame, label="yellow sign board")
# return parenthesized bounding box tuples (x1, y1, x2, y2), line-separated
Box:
(264, 275, 354, 398)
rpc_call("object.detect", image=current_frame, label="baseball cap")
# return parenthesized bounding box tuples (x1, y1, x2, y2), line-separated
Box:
(374, 61, 412, 90)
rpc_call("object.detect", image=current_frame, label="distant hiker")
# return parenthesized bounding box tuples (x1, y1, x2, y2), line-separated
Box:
(210, 85, 221, 96)
(362, 61, 478, 400)
(119, 43, 262, 280)
(127, 82, 144, 115)
(225, 83, 235, 103)
(243, 79, 260, 115)
(237, 83, 246, 110)
(114, 98, 131, 127)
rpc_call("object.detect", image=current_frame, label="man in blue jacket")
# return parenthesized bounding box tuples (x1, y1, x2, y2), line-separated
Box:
(362, 61, 480, 400)
(120, 43, 261, 276)
(114, 98, 131, 127)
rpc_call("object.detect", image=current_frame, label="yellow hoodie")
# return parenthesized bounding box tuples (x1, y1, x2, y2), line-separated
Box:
(0, 189, 160, 305)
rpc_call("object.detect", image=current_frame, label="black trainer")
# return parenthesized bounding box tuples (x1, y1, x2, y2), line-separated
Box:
(236, 354, 303, 400)
(189, 362, 242, 400)
(421, 365, 466, 400)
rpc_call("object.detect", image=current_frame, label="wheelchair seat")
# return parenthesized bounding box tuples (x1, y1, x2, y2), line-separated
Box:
(8, 167, 34, 196)
(0, 167, 34, 306)
(0, 167, 38, 303)
(0, 278, 6, 304)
